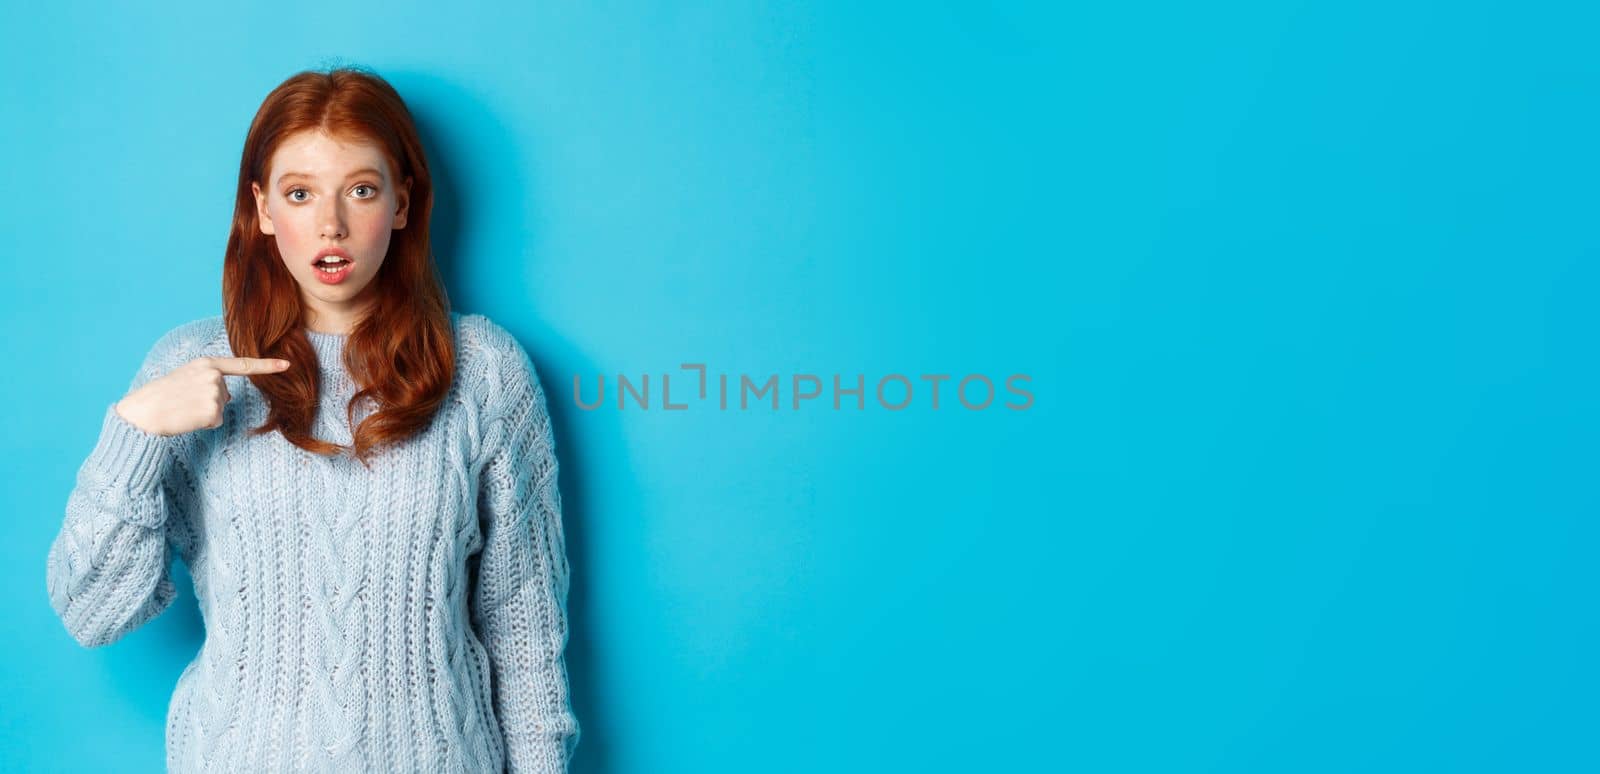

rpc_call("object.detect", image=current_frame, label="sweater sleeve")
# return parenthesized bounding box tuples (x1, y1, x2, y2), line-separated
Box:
(469, 338, 580, 773)
(45, 328, 189, 648)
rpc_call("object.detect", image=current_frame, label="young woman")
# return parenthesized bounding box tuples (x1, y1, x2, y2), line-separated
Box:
(45, 67, 579, 773)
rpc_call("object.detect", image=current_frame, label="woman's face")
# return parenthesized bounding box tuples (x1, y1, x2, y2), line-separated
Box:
(251, 129, 411, 332)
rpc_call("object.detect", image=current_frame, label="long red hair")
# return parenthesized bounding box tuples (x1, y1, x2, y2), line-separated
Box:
(222, 66, 452, 468)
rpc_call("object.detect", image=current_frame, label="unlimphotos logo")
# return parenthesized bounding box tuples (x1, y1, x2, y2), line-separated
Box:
(573, 364, 1033, 411)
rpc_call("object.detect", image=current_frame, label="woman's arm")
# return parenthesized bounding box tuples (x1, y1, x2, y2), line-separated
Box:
(470, 337, 581, 773)
(45, 328, 189, 648)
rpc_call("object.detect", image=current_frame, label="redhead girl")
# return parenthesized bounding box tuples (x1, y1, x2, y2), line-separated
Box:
(46, 66, 579, 773)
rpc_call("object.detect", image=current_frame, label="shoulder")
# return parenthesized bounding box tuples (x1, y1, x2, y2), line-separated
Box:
(141, 315, 228, 371)
(452, 311, 526, 365)
(451, 312, 548, 415)
(156, 314, 225, 348)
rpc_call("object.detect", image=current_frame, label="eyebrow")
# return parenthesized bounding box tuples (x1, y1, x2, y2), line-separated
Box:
(276, 167, 384, 186)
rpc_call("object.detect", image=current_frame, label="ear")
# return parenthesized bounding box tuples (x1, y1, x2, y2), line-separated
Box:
(393, 176, 412, 230)
(251, 181, 275, 236)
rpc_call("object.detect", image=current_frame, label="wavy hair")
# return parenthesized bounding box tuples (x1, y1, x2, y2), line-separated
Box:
(222, 66, 453, 468)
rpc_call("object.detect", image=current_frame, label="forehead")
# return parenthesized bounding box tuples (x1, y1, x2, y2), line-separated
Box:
(269, 130, 390, 182)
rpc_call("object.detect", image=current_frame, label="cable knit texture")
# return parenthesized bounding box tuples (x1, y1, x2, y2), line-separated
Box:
(45, 312, 579, 773)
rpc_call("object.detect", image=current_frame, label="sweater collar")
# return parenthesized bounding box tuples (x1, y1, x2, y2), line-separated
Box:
(303, 328, 355, 393)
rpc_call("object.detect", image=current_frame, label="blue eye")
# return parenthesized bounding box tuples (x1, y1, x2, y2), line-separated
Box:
(283, 185, 377, 203)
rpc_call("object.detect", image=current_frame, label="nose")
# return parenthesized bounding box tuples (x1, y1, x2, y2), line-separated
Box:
(317, 198, 347, 240)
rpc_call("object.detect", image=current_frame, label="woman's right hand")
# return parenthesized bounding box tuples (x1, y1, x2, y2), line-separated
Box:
(114, 356, 292, 436)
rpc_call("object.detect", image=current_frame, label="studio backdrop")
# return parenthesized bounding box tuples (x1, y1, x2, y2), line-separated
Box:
(3, 1, 1595, 773)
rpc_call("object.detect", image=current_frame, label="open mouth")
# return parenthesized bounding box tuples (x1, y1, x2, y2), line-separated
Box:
(312, 254, 355, 283)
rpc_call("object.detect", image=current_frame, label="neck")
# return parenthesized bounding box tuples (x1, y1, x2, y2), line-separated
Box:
(301, 292, 375, 335)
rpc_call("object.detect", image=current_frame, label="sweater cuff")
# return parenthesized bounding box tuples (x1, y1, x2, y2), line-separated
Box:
(87, 402, 177, 497)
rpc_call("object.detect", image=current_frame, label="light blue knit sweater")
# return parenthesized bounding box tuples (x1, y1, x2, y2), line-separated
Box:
(46, 311, 579, 773)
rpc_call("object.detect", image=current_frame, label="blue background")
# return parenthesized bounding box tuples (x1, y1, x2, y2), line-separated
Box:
(4, 2, 1596, 772)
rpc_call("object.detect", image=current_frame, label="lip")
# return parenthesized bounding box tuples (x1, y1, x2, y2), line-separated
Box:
(311, 246, 355, 284)
(312, 246, 353, 265)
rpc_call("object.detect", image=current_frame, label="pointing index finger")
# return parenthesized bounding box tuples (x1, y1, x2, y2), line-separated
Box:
(208, 356, 292, 375)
